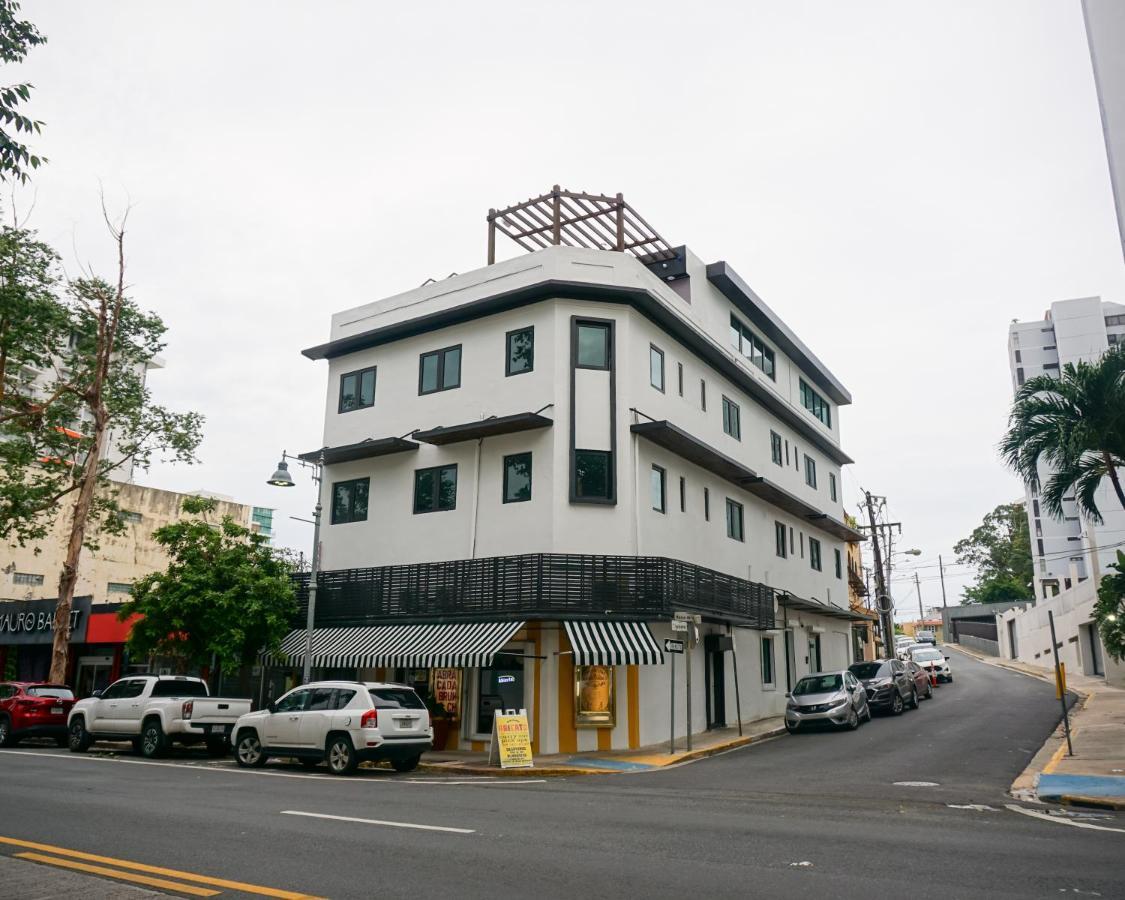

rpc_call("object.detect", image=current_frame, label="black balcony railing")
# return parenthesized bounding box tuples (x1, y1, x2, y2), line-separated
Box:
(292, 553, 775, 630)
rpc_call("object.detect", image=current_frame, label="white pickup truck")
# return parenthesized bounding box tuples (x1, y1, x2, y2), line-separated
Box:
(67, 675, 251, 758)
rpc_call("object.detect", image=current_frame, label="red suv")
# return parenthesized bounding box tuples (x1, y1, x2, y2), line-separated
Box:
(0, 682, 77, 747)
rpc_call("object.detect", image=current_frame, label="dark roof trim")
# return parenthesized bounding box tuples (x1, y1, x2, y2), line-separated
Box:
(413, 412, 553, 445)
(706, 261, 852, 406)
(300, 436, 419, 465)
(778, 592, 868, 622)
(631, 419, 864, 542)
(304, 278, 852, 465)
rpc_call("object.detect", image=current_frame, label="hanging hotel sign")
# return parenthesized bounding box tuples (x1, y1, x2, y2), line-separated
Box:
(431, 667, 461, 716)
(488, 710, 533, 769)
(0, 597, 91, 646)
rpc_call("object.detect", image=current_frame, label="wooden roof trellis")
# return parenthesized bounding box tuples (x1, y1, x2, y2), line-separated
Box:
(487, 185, 676, 264)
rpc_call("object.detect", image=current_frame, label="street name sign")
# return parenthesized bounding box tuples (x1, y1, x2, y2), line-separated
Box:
(670, 620, 689, 633)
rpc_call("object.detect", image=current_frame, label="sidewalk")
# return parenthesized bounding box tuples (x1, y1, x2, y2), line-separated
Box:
(951, 644, 1125, 810)
(416, 715, 786, 776)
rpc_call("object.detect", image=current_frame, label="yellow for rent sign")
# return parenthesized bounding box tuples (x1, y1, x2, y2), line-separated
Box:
(488, 712, 533, 769)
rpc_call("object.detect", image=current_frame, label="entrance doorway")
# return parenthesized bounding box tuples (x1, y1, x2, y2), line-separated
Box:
(703, 634, 730, 730)
(474, 653, 524, 736)
(1007, 620, 1019, 659)
(784, 630, 797, 689)
(808, 634, 822, 673)
(75, 654, 113, 698)
(1082, 624, 1104, 676)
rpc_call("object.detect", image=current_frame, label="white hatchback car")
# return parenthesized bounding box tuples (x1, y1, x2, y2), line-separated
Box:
(232, 681, 432, 775)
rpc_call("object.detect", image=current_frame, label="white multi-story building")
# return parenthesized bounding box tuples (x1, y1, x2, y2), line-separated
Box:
(272, 190, 867, 754)
(1007, 296, 1125, 599)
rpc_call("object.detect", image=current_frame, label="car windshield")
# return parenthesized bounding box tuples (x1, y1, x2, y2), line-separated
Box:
(793, 674, 842, 695)
(150, 680, 208, 698)
(849, 663, 890, 680)
(913, 650, 942, 661)
(27, 686, 74, 699)
(367, 688, 425, 710)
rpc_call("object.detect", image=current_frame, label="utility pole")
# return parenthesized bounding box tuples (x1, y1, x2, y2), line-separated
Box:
(915, 571, 925, 629)
(938, 554, 948, 608)
(863, 491, 893, 659)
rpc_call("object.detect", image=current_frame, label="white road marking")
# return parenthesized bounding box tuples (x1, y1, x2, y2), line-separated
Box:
(788, 861, 813, 867)
(1005, 804, 1125, 834)
(893, 781, 940, 787)
(947, 804, 998, 811)
(0, 749, 543, 787)
(281, 810, 475, 834)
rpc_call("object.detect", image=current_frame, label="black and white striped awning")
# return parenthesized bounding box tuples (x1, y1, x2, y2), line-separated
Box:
(564, 621, 664, 666)
(262, 621, 526, 669)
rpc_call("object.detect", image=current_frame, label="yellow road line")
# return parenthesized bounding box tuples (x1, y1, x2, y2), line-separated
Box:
(14, 852, 220, 896)
(0, 836, 322, 899)
(1042, 725, 1080, 775)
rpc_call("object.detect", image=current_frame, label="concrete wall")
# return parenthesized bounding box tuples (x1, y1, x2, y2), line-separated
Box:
(959, 635, 999, 657)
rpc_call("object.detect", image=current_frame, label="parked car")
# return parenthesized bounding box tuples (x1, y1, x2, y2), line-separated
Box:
(909, 646, 953, 682)
(898, 642, 927, 661)
(914, 630, 937, 645)
(904, 660, 935, 699)
(0, 682, 76, 747)
(784, 671, 870, 733)
(848, 660, 919, 714)
(232, 681, 433, 776)
(68, 675, 252, 758)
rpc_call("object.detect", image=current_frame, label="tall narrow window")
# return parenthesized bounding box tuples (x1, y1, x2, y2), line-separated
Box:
(506, 327, 534, 376)
(770, 431, 783, 466)
(413, 465, 458, 513)
(574, 450, 613, 501)
(679, 476, 686, 512)
(331, 477, 370, 524)
(789, 526, 795, 555)
(775, 521, 787, 558)
(503, 453, 532, 503)
(703, 487, 710, 521)
(785, 440, 790, 466)
(651, 465, 666, 513)
(829, 472, 837, 502)
(576, 322, 610, 369)
(804, 455, 817, 489)
(339, 366, 376, 413)
(834, 548, 842, 579)
(650, 345, 665, 392)
(761, 637, 774, 684)
(809, 538, 822, 571)
(677, 363, 684, 397)
(721, 396, 741, 440)
(700, 379, 707, 411)
(725, 498, 744, 542)
(419, 345, 462, 394)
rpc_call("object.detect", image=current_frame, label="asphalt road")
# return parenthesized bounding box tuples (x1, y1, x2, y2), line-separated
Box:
(1, 649, 1122, 900)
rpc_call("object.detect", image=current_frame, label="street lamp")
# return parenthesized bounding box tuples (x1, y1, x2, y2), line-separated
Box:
(266, 449, 324, 685)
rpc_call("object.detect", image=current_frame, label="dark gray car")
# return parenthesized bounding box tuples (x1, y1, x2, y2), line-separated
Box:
(848, 659, 919, 714)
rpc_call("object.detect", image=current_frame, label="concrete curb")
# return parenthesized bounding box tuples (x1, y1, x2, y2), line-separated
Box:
(1043, 793, 1125, 812)
(415, 725, 787, 777)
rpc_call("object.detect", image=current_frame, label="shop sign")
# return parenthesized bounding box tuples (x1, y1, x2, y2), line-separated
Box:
(0, 597, 91, 645)
(488, 710, 533, 769)
(431, 667, 460, 716)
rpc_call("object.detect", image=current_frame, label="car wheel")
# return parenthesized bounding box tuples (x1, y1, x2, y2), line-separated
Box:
(784, 721, 799, 735)
(68, 718, 92, 753)
(0, 716, 14, 748)
(891, 692, 904, 716)
(326, 735, 358, 776)
(908, 688, 920, 710)
(846, 707, 859, 730)
(205, 737, 229, 758)
(392, 754, 421, 773)
(140, 719, 167, 759)
(234, 730, 267, 768)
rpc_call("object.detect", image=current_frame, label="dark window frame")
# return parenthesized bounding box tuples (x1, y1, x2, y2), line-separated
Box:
(679, 476, 686, 513)
(729, 313, 777, 380)
(775, 521, 787, 558)
(505, 326, 535, 377)
(725, 498, 744, 542)
(338, 365, 377, 414)
(829, 472, 837, 503)
(804, 454, 817, 489)
(651, 464, 667, 513)
(418, 344, 463, 395)
(770, 431, 783, 466)
(700, 379, 707, 411)
(677, 362, 684, 397)
(721, 395, 741, 440)
(331, 477, 370, 525)
(649, 344, 665, 392)
(575, 322, 611, 370)
(502, 452, 533, 504)
(761, 636, 774, 684)
(573, 449, 614, 502)
(809, 537, 822, 571)
(799, 378, 831, 427)
(834, 547, 842, 579)
(412, 464, 458, 514)
(703, 487, 710, 521)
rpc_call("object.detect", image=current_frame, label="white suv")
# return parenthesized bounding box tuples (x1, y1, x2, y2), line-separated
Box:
(232, 681, 432, 775)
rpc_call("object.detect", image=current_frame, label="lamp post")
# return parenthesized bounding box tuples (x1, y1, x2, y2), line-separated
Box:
(267, 449, 324, 685)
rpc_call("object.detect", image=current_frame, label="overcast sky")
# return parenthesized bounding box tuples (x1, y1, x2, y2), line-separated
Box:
(11, 1, 1125, 614)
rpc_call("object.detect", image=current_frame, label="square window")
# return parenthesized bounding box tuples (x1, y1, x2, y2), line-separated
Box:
(574, 450, 613, 501)
(576, 322, 610, 369)
(413, 465, 457, 513)
(651, 465, 666, 513)
(506, 327, 534, 376)
(770, 431, 783, 466)
(809, 538, 822, 571)
(503, 453, 532, 503)
(775, 521, 787, 558)
(331, 477, 370, 524)
(725, 498, 744, 542)
(650, 345, 665, 391)
(804, 455, 817, 489)
(722, 396, 741, 440)
(339, 365, 377, 413)
(419, 346, 462, 395)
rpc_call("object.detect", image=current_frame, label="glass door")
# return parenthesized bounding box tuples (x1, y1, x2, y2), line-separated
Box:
(75, 655, 113, 698)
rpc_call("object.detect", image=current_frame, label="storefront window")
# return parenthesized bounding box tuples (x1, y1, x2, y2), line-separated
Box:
(575, 665, 616, 727)
(476, 655, 523, 734)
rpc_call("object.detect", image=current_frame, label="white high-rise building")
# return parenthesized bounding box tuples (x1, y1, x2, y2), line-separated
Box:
(1007, 296, 1125, 598)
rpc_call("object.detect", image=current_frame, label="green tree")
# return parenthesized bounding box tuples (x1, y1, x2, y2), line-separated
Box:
(0, 0, 46, 183)
(120, 496, 298, 674)
(954, 502, 1034, 603)
(1095, 550, 1125, 662)
(1000, 346, 1125, 523)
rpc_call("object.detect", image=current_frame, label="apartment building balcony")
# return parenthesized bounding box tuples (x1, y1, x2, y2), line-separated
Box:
(292, 553, 777, 630)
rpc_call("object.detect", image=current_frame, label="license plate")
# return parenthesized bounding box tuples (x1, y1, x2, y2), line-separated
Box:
(210, 725, 230, 735)
(51, 707, 62, 715)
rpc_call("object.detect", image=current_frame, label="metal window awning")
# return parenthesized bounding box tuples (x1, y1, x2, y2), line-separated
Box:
(413, 412, 553, 446)
(299, 436, 419, 465)
(778, 593, 870, 623)
(563, 621, 664, 666)
(263, 621, 526, 669)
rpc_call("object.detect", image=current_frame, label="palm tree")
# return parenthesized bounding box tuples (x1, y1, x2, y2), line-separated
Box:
(1000, 345, 1125, 523)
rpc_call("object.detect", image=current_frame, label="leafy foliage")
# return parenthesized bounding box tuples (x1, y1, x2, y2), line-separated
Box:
(0, 1, 46, 183)
(120, 496, 298, 673)
(1094, 551, 1125, 662)
(954, 502, 1034, 603)
(1000, 347, 1125, 523)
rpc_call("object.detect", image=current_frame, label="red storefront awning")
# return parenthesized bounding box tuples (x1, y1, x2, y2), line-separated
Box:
(86, 611, 140, 644)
